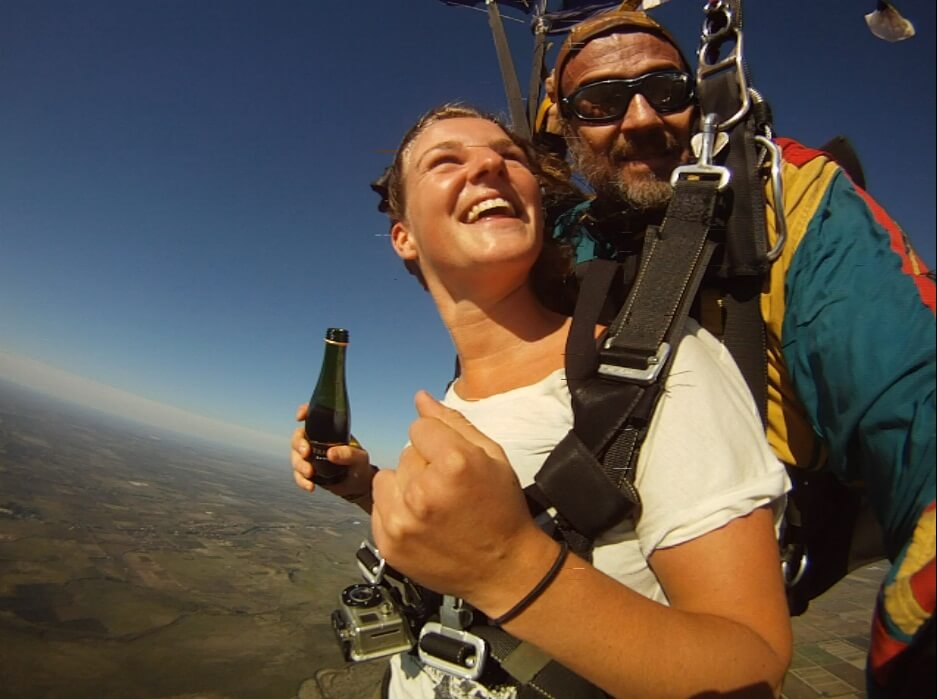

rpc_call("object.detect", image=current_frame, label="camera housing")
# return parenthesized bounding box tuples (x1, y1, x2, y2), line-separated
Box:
(331, 583, 415, 662)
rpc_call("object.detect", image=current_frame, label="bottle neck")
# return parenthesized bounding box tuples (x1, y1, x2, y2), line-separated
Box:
(313, 340, 348, 405)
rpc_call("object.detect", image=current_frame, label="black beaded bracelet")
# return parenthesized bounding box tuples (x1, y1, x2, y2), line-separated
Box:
(490, 541, 570, 626)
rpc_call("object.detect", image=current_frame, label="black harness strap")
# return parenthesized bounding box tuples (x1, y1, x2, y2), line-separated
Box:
(697, 2, 772, 422)
(603, 180, 720, 360)
(472, 625, 611, 698)
(525, 260, 642, 544)
(719, 275, 767, 422)
(528, 177, 721, 543)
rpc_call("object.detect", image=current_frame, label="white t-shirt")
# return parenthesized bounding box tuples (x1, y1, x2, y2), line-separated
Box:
(389, 320, 790, 698)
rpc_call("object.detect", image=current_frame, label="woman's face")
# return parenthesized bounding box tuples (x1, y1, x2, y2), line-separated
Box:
(391, 117, 543, 293)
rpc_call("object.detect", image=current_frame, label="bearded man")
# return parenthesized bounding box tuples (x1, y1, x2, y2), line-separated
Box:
(542, 4, 935, 698)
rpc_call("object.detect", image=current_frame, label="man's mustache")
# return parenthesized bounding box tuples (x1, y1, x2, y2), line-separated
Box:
(610, 131, 684, 162)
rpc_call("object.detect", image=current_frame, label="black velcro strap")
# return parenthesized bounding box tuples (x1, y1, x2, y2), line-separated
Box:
(534, 430, 640, 540)
(603, 179, 718, 364)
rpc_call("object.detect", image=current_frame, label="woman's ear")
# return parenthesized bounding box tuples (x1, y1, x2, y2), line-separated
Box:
(391, 221, 419, 261)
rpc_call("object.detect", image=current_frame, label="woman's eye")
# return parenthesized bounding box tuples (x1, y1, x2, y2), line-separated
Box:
(504, 149, 529, 165)
(426, 154, 462, 170)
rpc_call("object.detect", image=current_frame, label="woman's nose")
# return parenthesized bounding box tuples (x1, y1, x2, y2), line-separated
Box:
(467, 147, 507, 179)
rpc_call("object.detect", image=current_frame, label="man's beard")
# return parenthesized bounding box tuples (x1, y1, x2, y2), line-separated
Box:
(567, 128, 687, 213)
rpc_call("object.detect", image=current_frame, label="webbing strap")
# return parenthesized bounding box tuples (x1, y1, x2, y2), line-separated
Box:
(529, 260, 643, 541)
(697, 51, 769, 278)
(602, 179, 720, 365)
(720, 276, 767, 423)
(529, 177, 722, 542)
(696, 62, 770, 422)
(500, 641, 551, 685)
(471, 625, 611, 699)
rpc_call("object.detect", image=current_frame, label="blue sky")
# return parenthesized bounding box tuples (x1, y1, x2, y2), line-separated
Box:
(1, 1, 934, 468)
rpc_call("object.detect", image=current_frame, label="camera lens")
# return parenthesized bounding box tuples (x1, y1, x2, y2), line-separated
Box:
(342, 583, 383, 608)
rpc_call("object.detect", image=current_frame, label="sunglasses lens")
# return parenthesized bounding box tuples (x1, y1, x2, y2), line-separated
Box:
(570, 82, 635, 121)
(569, 72, 693, 121)
(642, 73, 693, 112)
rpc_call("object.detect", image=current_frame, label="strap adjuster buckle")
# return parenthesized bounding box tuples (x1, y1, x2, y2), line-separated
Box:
(670, 112, 731, 190)
(418, 622, 488, 680)
(598, 342, 671, 385)
(670, 163, 731, 190)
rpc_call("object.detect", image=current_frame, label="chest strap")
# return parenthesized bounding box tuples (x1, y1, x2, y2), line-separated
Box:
(526, 177, 722, 547)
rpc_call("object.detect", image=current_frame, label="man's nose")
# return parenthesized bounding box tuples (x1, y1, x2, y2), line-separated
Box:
(619, 93, 664, 132)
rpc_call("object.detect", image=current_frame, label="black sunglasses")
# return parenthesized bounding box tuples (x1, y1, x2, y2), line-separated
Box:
(561, 70, 696, 122)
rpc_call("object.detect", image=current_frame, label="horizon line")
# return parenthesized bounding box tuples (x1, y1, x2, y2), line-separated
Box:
(0, 349, 284, 460)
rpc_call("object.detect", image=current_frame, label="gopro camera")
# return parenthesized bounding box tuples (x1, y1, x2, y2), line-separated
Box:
(331, 582, 415, 662)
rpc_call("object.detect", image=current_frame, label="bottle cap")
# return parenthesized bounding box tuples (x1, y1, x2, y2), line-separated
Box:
(325, 328, 349, 343)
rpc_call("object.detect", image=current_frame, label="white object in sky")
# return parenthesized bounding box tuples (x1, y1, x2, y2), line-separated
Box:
(865, 1, 915, 42)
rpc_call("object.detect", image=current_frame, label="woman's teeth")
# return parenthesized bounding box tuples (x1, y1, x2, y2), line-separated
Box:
(465, 197, 515, 223)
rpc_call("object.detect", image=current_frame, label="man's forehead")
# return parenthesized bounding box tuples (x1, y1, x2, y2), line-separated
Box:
(561, 31, 684, 91)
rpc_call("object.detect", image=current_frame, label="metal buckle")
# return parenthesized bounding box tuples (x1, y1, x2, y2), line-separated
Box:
(418, 622, 488, 681)
(670, 113, 731, 190)
(355, 540, 386, 584)
(670, 163, 731, 191)
(439, 595, 474, 630)
(598, 342, 671, 385)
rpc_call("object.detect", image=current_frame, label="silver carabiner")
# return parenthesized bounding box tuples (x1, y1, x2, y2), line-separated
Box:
(755, 135, 787, 262)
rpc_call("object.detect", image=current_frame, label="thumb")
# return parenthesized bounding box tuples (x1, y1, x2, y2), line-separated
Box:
(413, 390, 502, 460)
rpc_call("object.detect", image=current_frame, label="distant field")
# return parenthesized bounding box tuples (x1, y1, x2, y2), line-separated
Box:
(0, 381, 372, 698)
(0, 381, 887, 699)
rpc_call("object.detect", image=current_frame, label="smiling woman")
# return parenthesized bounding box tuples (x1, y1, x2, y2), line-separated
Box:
(379, 104, 576, 309)
(290, 105, 793, 699)
(390, 118, 550, 319)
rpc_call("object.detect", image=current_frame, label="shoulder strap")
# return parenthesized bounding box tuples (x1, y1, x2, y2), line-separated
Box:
(526, 176, 723, 546)
(695, 0, 773, 422)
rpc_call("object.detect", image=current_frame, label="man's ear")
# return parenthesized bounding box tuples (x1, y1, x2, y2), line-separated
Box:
(390, 221, 418, 261)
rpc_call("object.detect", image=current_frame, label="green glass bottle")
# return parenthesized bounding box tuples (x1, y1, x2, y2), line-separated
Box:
(305, 328, 351, 486)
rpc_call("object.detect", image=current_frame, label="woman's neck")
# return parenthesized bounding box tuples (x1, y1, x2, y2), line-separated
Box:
(435, 282, 570, 400)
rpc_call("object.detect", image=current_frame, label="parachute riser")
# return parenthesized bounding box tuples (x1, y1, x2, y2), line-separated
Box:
(693, 0, 787, 270)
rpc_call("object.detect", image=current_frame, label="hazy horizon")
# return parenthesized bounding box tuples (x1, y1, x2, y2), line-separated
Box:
(0, 349, 284, 460)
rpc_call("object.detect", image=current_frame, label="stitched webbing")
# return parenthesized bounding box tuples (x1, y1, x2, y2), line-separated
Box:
(472, 625, 611, 699)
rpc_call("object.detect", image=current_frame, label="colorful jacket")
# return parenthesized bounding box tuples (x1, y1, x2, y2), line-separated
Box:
(555, 137, 936, 692)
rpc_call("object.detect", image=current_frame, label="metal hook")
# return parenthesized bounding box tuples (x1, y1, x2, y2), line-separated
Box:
(670, 113, 731, 190)
(755, 135, 788, 262)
